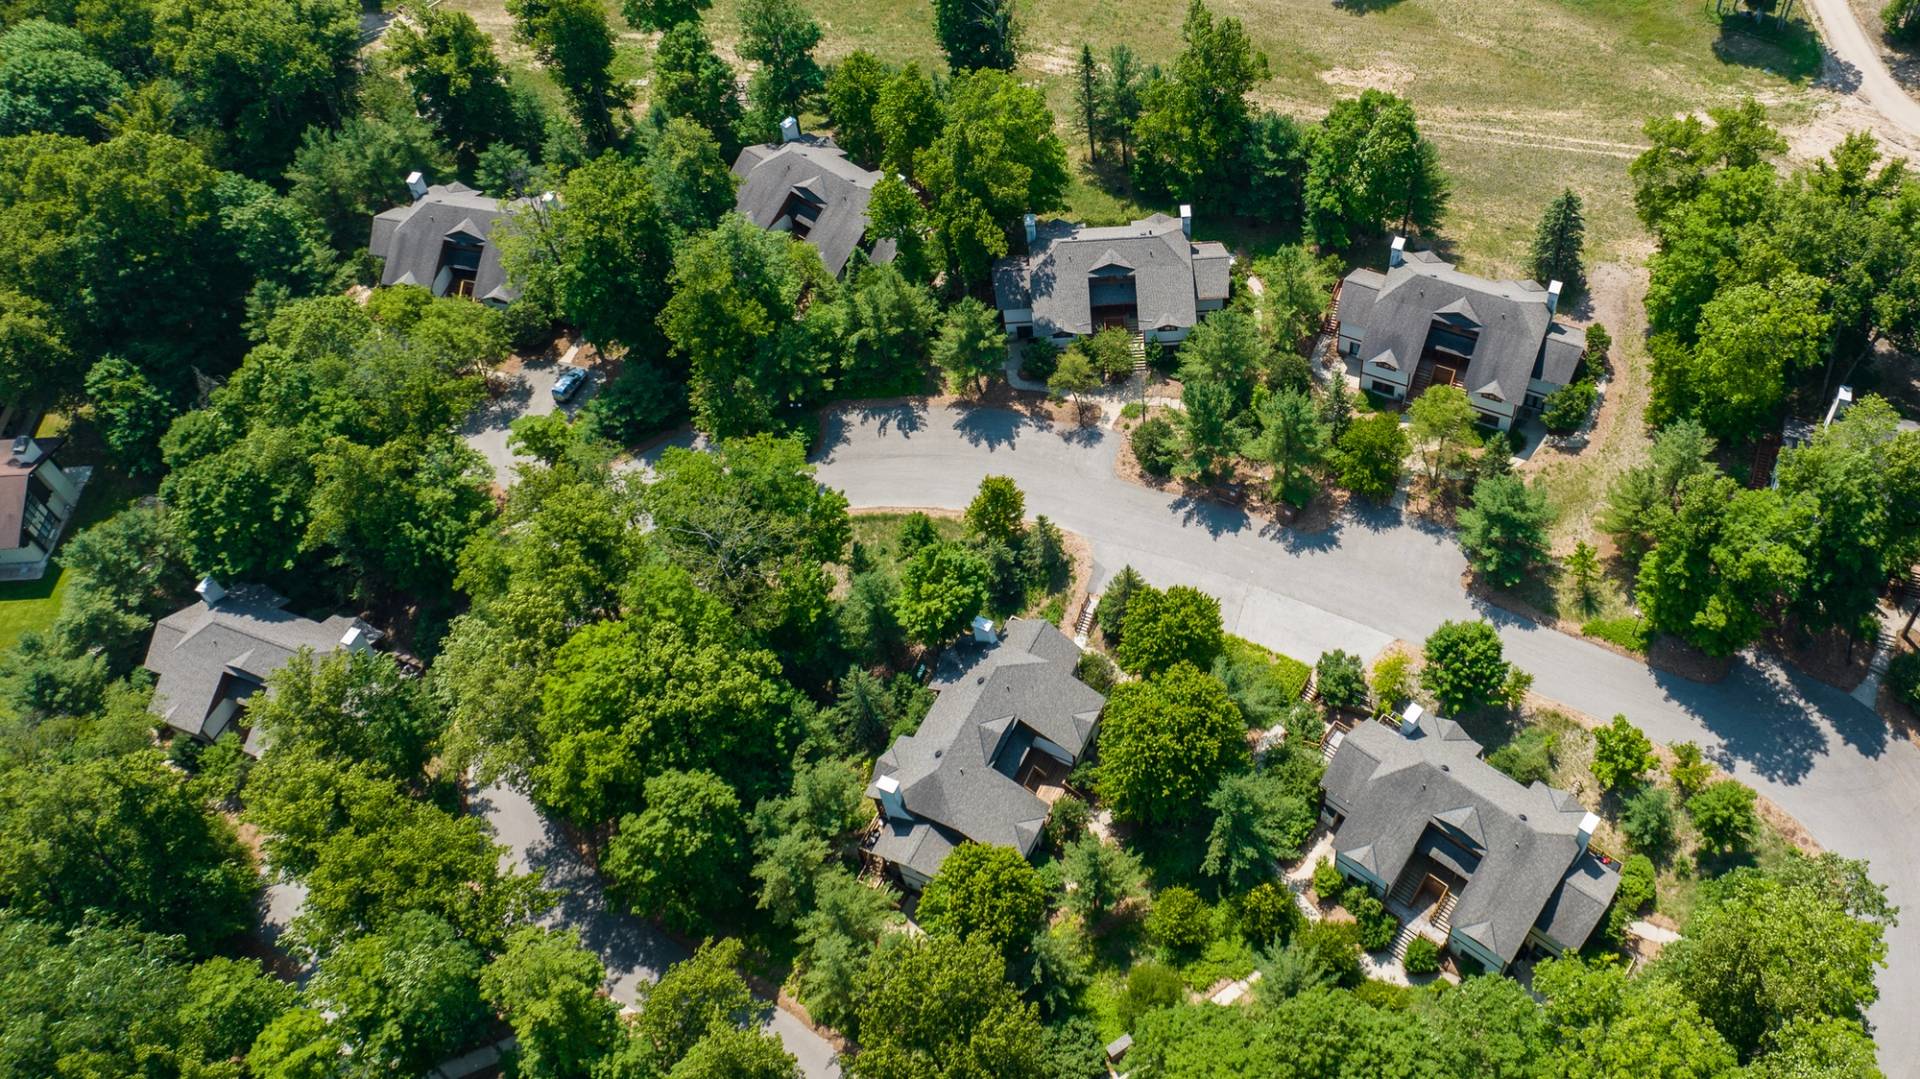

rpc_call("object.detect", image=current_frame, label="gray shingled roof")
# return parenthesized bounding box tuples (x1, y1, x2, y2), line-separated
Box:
(731, 137, 893, 277)
(868, 619, 1105, 882)
(369, 182, 527, 304)
(1322, 714, 1620, 965)
(144, 585, 377, 743)
(1338, 250, 1584, 400)
(994, 214, 1230, 337)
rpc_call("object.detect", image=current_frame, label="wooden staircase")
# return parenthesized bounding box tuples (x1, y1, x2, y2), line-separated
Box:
(1321, 282, 1343, 336)
(1432, 890, 1458, 933)
(1129, 332, 1148, 378)
(1074, 592, 1100, 639)
(1389, 874, 1422, 907)
(1408, 361, 1436, 398)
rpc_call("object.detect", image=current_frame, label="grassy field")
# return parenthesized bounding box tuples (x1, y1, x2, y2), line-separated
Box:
(426, 0, 1824, 272)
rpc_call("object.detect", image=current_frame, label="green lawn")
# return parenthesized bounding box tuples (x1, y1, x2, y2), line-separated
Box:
(0, 568, 69, 652)
(850, 510, 965, 577)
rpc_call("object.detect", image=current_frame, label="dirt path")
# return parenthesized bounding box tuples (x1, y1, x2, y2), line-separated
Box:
(1802, 0, 1920, 139)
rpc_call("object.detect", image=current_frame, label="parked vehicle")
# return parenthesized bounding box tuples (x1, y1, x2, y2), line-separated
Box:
(552, 366, 588, 402)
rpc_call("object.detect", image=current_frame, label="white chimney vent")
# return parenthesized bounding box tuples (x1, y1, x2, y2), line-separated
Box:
(341, 625, 371, 653)
(1179, 203, 1193, 239)
(779, 116, 801, 143)
(1399, 702, 1423, 735)
(972, 615, 997, 644)
(1389, 235, 1406, 268)
(875, 774, 905, 819)
(539, 190, 559, 207)
(405, 171, 427, 201)
(1023, 213, 1037, 247)
(1577, 811, 1600, 849)
(9, 436, 38, 465)
(1546, 279, 1563, 318)
(196, 577, 227, 607)
(1825, 385, 1854, 427)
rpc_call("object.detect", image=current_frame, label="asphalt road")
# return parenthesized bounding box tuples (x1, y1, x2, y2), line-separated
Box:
(463, 354, 599, 484)
(476, 782, 842, 1077)
(811, 401, 1920, 1068)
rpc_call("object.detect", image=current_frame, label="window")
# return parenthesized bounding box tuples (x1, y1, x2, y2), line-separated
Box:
(1370, 379, 1399, 396)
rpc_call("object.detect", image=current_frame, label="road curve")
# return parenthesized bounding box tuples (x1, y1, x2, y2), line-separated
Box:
(810, 401, 1920, 1070)
(1802, 0, 1920, 138)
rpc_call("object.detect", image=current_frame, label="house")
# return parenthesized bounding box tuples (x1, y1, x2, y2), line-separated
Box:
(731, 118, 895, 278)
(866, 618, 1106, 888)
(143, 579, 380, 757)
(0, 436, 86, 582)
(993, 207, 1232, 345)
(1320, 708, 1621, 972)
(1336, 237, 1586, 431)
(369, 174, 530, 306)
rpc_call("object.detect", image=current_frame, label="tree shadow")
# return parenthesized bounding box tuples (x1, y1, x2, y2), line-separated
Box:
(1331, 0, 1410, 15)
(1712, 13, 1826, 84)
(952, 400, 1040, 450)
(813, 400, 929, 463)
(1168, 492, 1252, 538)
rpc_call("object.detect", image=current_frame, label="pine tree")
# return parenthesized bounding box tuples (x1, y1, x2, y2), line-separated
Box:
(1099, 44, 1145, 172)
(1530, 188, 1586, 290)
(1566, 540, 1601, 611)
(1073, 44, 1100, 163)
(1319, 374, 1354, 443)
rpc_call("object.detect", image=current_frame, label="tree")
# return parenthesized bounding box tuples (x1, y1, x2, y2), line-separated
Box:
(1636, 476, 1806, 657)
(0, 19, 126, 138)
(917, 843, 1048, 959)
(1688, 780, 1760, 855)
(152, 0, 358, 176)
(1651, 274, 1829, 443)
(652, 22, 743, 154)
(1098, 45, 1146, 170)
(1059, 835, 1145, 922)
(659, 215, 834, 436)
(1179, 379, 1237, 482)
(794, 866, 898, 1029)
(895, 541, 990, 646)
(1307, 90, 1449, 247)
(309, 911, 487, 1075)
(1420, 620, 1513, 714)
(500, 153, 675, 354)
(1072, 44, 1099, 160)
(875, 64, 943, 181)
(1590, 713, 1656, 791)
(1176, 302, 1267, 413)
(1131, 415, 1181, 477)
(620, 939, 764, 1074)
(1457, 474, 1551, 588)
(481, 927, 620, 1079)
(824, 50, 888, 166)
(1535, 958, 1737, 1077)
(1147, 887, 1213, 958)
(1407, 385, 1478, 488)
(671, 1026, 802, 1078)
(647, 116, 738, 234)
(1247, 388, 1326, 506)
(622, 0, 709, 31)
(248, 648, 441, 783)
(1202, 772, 1310, 888)
(930, 0, 1018, 71)
(1251, 246, 1334, 349)
(507, 0, 628, 148)
(1530, 188, 1586, 290)
(1115, 584, 1225, 676)
(1658, 855, 1891, 1061)
(1094, 565, 1146, 643)
(867, 173, 936, 281)
(1671, 741, 1715, 796)
(1096, 662, 1249, 823)
(387, 5, 520, 169)
(1565, 541, 1601, 611)
(965, 475, 1026, 544)
(1129, 0, 1268, 206)
(604, 769, 748, 932)
(1336, 412, 1409, 500)
(1314, 650, 1368, 713)
(932, 297, 1004, 394)
(853, 935, 1046, 1078)
(1620, 786, 1676, 860)
(1048, 348, 1099, 410)
(738, 0, 823, 130)
(82, 355, 174, 468)
(916, 70, 1068, 285)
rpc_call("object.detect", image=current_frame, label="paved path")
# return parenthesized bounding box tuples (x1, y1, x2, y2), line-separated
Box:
(811, 401, 1920, 1068)
(1802, 0, 1920, 140)
(475, 783, 842, 1077)
(463, 351, 600, 484)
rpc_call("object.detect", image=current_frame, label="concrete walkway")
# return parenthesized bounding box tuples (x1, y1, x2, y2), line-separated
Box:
(810, 400, 1920, 1069)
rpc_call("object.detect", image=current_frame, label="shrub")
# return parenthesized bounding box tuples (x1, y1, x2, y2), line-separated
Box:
(1606, 853, 1657, 942)
(1148, 887, 1213, 959)
(1293, 920, 1363, 987)
(1485, 727, 1557, 785)
(1310, 857, 1343, 901)
(1402, 936, 1441, 975)
(1688, 780, 1759, 854)
(1282, 698, 1325, 747)
(1541, 380, 1598, 433)
(1239, 882, 1302, 947)
(1342, 885, 1397, 952)
(1582, 615, 1651, 653)
(1670, 741, 1714, 797)
(1314, 649, 1369, 713)
(1044, 795, 1090, 853)
(1591, 713, 1656, 791)
(1019, 337, 1061, 382)
(579, 361, 688, 444)
(1369, 653, 1414, 712)
(1420, 620, 1515, 714)
(1131, 416, 1181, 476)
(1619, 786, 1676, 859)
(1074, 650, 1117, 694)
(1116, 963, 1184, 1029)
(1889, 650, 1920, 710)
(1120, 401, 1145, 420)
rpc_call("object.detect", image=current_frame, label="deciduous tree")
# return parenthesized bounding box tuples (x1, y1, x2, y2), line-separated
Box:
(1096, 662, 1248, 823)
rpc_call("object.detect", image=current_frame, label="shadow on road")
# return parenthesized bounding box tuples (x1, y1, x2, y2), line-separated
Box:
(953, 404, 1040, 450)
(1168, 493, 1249, 537)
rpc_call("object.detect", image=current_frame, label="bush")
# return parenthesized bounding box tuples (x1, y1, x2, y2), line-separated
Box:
(1116, 962, 1185, 1029)
(1688, 780, 1759, 854)
(1120, 401, 1145, 420)
(1619, 786, 1676, 859)
(1402, 935, 1441, 975)
(1281, 698, 1325, 747)
(1044, 795, 1090, 853)
(1889, 650, 1920, 710)
(578, 361, 688, 445)
(1670, 741, 1713, 797)
(500, 298, 556, 353)
(1019, 337, 1061, 382)
(1074, 650, 1117, 694)
(1582, 616, 1651, 653)
(1239, 881, 1301, 947)
(1293, 920, 1363, 987)
(1311, 857, 1343, 901)
(1541, 380, 1598, 433)
(1369, 653, 1414, 712)
(1342, 885, 1397, 952)
(1131, 416, 1181, 476)
(1606, 852, 1657, 942)
(1485, 726, 1557, 785)
(1148, 887, 1213, 959)
(1591, 713, 1656, 791)
(1314, 649, 1369, 713)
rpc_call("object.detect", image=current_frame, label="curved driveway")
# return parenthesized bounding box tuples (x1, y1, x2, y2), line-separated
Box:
(813, 401, 1920, 1067)
(1804, 0, 1920, 140)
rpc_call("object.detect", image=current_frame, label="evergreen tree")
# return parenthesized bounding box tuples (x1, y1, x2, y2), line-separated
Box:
(931, 0, 1018, 71)
(1566, 540, 1601, 611)
(1098, 44, 1145, 171)
(507, 0, 628, 150)
(1073, 44, 1099, 162)
(1530, 188, 1586, 290)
